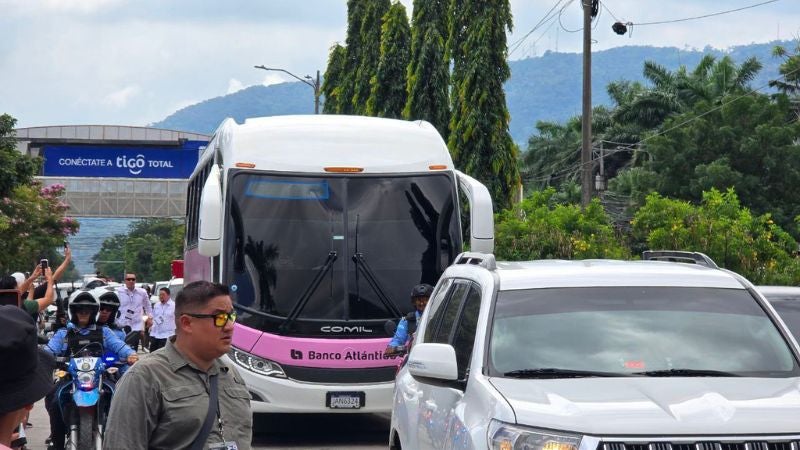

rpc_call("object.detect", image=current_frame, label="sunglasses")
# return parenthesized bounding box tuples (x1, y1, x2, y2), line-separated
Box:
(75, 307, 94, 314)
(125, 278, 136, 281)
(184, 310, 237, 328)
(99, 305, 115, 312)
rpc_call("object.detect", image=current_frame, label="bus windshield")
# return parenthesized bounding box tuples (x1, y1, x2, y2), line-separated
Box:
(225, 171, 461, 334)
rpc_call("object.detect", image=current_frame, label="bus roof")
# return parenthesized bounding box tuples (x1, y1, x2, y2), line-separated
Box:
(195, 115, 455, 176)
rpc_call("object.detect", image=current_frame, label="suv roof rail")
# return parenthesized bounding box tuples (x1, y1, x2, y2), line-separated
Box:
(642, 250, 719, 269)
(453, 252, 496, 270)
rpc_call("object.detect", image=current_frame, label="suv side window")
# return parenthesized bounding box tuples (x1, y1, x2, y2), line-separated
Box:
(424, 282, 468, 344)
(451, 284, 482, 380)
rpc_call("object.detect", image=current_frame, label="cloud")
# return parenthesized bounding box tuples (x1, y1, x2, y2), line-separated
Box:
(227, 78, 245, 94)
(1, 0, 122, 16)
(102, 85, 140, 108)
(261, 73, 290, 87)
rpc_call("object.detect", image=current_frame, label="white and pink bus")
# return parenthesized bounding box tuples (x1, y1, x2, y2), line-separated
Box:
(184, 115, 493, 413)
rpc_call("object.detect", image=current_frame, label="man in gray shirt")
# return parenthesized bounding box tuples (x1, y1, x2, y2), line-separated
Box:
(104, 281, 252, 450)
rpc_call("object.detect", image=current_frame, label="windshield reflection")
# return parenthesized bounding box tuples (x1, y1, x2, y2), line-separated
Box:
(490, 287, 799, 378)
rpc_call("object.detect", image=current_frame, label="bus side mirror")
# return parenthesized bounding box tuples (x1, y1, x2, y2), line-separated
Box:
(455, 170, 494, 253)
(198, 165, 222, 257)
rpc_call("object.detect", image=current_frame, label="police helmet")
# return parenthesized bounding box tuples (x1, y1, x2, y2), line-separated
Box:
(93, 287, 120, 325)
(410, 283, 433, 300)
(67, 289, 100, 325)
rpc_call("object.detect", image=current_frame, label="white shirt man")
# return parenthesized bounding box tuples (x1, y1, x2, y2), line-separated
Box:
(116, 273, 152, 351)
(149, 287, 176, 352)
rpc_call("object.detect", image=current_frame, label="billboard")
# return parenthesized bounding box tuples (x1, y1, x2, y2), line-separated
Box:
(42, 140, 206, 179)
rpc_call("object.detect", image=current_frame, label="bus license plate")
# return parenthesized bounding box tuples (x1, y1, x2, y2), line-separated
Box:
(326, 391, 365, 409)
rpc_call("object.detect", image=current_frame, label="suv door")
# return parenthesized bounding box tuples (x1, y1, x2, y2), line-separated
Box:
(415, 280, 483, 449)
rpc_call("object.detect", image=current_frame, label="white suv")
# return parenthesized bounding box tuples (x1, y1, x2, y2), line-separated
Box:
(389, 251, 800, 450)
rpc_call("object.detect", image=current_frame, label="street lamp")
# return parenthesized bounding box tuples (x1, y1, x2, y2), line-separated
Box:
(254, 65, 320, 114)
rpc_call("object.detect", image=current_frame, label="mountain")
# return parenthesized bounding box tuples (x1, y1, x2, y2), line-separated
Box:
(151, 40, 791, 144)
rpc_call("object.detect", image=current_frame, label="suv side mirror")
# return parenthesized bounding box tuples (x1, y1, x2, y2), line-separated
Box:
(407, 343, 458, 381)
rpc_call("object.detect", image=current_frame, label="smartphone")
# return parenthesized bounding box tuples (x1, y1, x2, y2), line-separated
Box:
(40, 258, 49, 270)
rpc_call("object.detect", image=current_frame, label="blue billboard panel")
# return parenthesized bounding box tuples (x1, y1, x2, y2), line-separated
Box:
(42, 140, 206, 179)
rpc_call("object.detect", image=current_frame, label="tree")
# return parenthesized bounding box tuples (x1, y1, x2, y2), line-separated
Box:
(0, 114, 39, 198)
(494, 188, 630, 261)
(0, 182, 80, 273)
(646, 92, 800, 231)
(632, 189, 800, 285)
(321, 44, 347, 114)
(335, 0, 368, 115)
(771, 42, 800, 96)
(352, 0, 390, 115)
(447, 0, 519, 211)
(404, 0, 450, 137)
(92, 218, 184, 282)
(366, 2, 411, 119)
(0, 115, 79, 272)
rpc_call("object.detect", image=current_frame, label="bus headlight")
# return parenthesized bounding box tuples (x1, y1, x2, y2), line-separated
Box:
(488, 420, 582, 450)
(229, 348, 286, 378)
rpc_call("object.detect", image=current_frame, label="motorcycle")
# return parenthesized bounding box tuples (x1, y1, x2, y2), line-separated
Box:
(53, 341, 121, 450)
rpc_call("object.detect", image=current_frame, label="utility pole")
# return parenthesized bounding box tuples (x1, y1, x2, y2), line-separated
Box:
(580, 0, 593, 207)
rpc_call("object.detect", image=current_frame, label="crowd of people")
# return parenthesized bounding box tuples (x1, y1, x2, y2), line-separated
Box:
(2, 250, 434, 450)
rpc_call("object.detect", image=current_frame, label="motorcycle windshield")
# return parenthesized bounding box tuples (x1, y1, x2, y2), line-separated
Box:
(224, 171, 461, 333)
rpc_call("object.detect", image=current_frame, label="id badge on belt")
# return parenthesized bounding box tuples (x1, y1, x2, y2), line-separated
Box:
(208, 442, 238, 450)
(124, 309, 135, 321)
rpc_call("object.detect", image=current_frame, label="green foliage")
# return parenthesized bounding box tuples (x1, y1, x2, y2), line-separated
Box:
(404, 0, 450, 137)
(336, 0, 368, 115)
(495, 188, 630, 261)
(321, 44, 347, 114)
(92, 218, 184, 282)
(352, 0, 390, 115)
(0, 114, 39, 198)
(366, 2, 411, 119)
(0, 182, 80, 273)
(770, 42, 800, 95)
(647, 92, 800, 229)
(632, 189, 800, 284)
(447, 0, 520, 211)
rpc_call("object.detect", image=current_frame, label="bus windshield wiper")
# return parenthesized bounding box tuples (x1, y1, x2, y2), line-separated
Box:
(278, 251, 338, 332)
(352, 215, 403, 318)
(633, 368, 741, 377)
(503, 368, 629, 378)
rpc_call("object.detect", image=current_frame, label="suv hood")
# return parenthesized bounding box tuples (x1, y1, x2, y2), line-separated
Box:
(489, 377, 800, 435)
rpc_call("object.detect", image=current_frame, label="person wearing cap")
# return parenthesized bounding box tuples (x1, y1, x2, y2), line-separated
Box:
(0, 305, 56, 449)
(385, 283, 433, 356)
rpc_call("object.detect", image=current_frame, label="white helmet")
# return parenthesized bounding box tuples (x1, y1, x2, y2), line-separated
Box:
(11, 272, 25, 287)
(67, 289, 100, 325)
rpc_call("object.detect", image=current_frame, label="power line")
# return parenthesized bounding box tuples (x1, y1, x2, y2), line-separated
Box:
(509, 0, 570, 56)
(625, 0, 780, 28)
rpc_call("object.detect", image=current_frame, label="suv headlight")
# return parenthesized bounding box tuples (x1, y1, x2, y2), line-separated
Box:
(488, 420, 582, 450)
(229, 348, 286, 378)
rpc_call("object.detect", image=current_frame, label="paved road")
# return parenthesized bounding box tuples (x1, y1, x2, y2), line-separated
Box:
(25, 399, 389, 449)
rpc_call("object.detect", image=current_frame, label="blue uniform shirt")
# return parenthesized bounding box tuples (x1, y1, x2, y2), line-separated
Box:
(45, 322, 135, 360)
(388, 310, 422, 348)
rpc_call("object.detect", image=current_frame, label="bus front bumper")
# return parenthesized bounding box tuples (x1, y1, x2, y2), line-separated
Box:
(223, 355, 396, 413)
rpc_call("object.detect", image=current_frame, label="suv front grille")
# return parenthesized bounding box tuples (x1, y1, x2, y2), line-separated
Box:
(600, 441, 800, 450)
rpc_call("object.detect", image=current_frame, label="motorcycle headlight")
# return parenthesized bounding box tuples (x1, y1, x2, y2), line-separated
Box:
(488, 420, 582, 450)
(229, 348, 286, 378)
(77, 371, 96, 390)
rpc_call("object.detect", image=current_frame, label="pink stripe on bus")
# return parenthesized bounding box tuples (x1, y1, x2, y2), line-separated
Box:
(232, 323, 400, 368)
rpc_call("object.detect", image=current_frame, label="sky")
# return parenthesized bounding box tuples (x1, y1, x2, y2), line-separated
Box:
(1, 0, 798, 129)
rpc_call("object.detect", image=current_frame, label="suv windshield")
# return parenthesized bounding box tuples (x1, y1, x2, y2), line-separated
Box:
(224, 171, 460, 333)
(489, 287, 799, 378)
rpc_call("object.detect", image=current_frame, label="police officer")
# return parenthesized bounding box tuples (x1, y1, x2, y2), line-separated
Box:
(385, 283, 433, 356)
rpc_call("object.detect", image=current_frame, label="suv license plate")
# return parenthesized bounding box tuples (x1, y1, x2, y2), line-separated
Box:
(326, 391, 365, 409)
